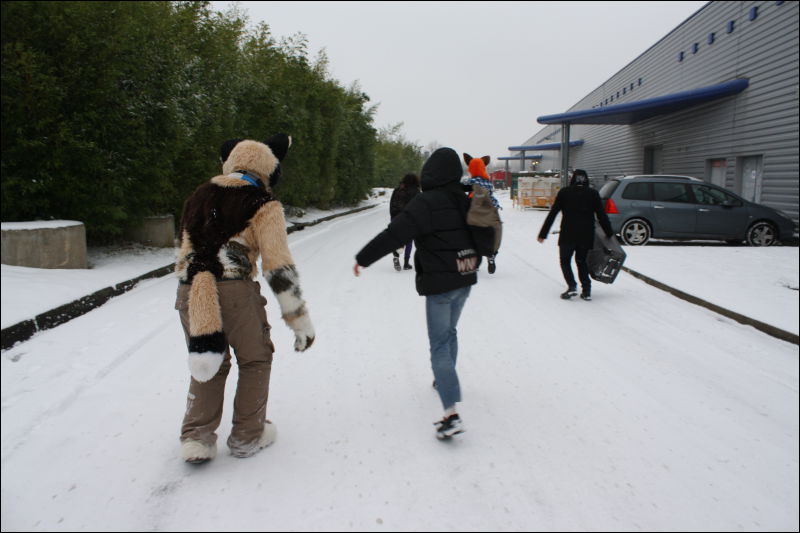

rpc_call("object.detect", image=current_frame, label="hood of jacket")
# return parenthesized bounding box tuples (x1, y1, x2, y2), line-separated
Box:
(420, 147, 463, 191)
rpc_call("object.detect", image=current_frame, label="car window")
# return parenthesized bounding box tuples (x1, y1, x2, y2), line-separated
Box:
(653, 182, 691, 203)
(599, 180, 619, 199)
(691, 184, 742, 206)
(621, 182, 652, 200)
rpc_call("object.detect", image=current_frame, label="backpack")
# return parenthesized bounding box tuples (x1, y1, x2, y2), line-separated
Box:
(465, 183, 503, 257)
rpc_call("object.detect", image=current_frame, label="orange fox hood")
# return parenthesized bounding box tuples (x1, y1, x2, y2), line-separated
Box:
(463, 153, 491, 179)
(468, 158, 488, 179)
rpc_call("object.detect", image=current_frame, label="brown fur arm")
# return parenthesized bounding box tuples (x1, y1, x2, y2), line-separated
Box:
(250, 202, 315, 351)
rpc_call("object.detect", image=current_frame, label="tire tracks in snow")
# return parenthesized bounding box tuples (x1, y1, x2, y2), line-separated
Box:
(1, 317, 174, 466)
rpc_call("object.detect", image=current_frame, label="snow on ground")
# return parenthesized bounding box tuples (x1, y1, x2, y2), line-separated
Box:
(0, 220, 84, 230)
(1, 189, 798, 532)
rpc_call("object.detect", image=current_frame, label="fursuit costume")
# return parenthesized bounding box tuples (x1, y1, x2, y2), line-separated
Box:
(174, 135, 314, 457)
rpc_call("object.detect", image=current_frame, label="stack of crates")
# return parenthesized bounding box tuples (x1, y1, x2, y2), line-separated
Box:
(514, 177, 536, 208)
(531, 177, 560, 208)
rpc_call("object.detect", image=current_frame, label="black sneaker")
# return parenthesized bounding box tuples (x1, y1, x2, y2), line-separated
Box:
(434, 414, 464, 439)
(487, 256, 496, 274)
(560, 288, 578, 299)
(393, 257, 401, 271)
(580, 291, 592, 301)
(403, 261, 412, 270)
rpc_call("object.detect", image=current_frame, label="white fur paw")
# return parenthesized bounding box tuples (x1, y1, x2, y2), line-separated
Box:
(229, 420, 277, 458)
(291, 315, 315, 352)
(181, 440, 216, 463)
(258, 420, 277, 448)
(294, 333, 315, 352)
(188, 352, 224, 382)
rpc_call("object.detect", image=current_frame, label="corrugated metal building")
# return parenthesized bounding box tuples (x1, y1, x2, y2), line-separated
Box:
(513, 0, 799, 222)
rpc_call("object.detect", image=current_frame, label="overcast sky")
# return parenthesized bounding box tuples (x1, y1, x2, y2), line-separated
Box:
(211, 1, 708, 163)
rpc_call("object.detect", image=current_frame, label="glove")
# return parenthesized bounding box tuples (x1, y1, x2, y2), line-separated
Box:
(287, 313, 315, 352)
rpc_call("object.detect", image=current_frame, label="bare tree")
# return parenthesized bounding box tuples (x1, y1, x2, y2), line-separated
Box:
(423, 140, 443, 160)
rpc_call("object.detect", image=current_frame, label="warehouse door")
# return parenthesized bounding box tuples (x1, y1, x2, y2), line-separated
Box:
(643, 145, 663, 174)
(737, 156, 763, 202)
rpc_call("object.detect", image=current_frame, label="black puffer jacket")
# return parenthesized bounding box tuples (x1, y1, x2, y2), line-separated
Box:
(356, 148, 478, 296)
(538, 180, 613, 248)
(389, 185, 419, 219)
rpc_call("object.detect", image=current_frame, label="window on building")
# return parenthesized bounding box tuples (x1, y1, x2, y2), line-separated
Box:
(706, 158, 727, 187)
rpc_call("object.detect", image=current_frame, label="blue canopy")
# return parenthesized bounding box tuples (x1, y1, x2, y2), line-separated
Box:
(537, 78, 749, 125)
(498, 155, 543, 161)
(507, 140, 585, 151)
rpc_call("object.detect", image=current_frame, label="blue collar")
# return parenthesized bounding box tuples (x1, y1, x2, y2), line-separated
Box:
(235, 171, 261, 187)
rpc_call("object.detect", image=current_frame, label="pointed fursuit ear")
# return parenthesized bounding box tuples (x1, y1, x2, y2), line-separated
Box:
(219, 138, 243, 164)
(481, 155, 491, 166)
(463, 153, 472, 166)
(264, 133, 291, 161)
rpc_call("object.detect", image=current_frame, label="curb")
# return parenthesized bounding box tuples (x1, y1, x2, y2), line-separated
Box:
(1, 264, 175, 350)
(622, 266, 799, 346)
(0, 204, 379, 351)
(286, 204, 377, 231)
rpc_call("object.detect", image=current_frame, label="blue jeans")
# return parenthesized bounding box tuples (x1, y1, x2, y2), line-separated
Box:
(425, 285, 471, 410)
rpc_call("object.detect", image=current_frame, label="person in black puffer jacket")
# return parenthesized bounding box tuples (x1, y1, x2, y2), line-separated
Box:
(537, 169, 614, 301)
(354, 147, 477, 440)
(388, 173, 420, 270)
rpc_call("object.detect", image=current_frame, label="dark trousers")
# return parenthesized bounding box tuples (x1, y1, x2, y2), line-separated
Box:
(559, 243, 591, 292)
(392, 242, 413, 262)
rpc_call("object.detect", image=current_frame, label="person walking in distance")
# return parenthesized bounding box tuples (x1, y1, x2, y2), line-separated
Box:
(353, 147, 478, 440)
(389, 173, 420, 271)
(537, 169, 614, 301)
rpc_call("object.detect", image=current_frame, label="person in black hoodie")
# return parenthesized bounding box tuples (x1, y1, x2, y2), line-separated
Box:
(353, 147, 478, 440)
(388, 173, 420, 271)
(537, 169, 614, 301)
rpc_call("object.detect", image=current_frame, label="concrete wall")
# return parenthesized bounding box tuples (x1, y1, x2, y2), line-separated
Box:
(125, 215, 176, 248)
(1, 223, 88, 269)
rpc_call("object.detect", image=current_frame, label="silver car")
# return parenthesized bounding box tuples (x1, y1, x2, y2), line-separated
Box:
(598, 175, 798, 246)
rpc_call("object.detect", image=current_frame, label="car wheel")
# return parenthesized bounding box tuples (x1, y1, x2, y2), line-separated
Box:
(620, 218, 651, 245)
(746, 221, 777, 246)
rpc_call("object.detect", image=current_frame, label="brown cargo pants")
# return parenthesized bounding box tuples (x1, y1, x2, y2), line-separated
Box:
(175, 279, 275, 452)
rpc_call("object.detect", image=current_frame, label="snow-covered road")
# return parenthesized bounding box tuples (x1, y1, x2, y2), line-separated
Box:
(2, 196, 798, 531)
